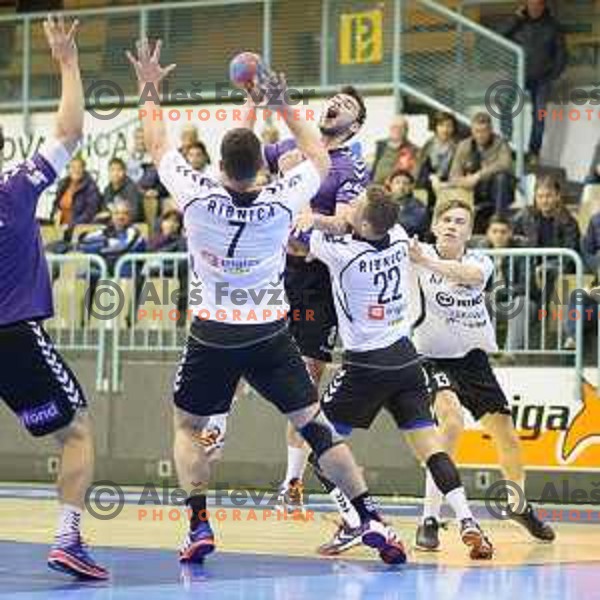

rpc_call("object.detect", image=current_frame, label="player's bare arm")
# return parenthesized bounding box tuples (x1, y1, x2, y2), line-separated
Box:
(257, 68, 330, 180)
(44, 15, 83, 154)
(127, 38, 177, 165)
(409, 237, 485, 286)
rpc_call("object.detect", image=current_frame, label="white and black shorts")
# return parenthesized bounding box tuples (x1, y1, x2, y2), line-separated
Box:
(321, 337, 433, 431)
(173, 319, 318, 417)
(0, 320, 87, 436)
(423, 349, 511, 421)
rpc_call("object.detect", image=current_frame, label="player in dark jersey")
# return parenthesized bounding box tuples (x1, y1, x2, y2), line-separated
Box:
(264, 87, 370, 511)
(129, 38, 406, 566)
(293, 186, 494, 560)
(0, 17, 108, 580)
(409, 198, 555, 550)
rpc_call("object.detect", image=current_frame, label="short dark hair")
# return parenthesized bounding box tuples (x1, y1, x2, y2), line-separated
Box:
(339, 85, 367, 126)
(431, 110, 457, 131)
(387, 168, 415, 187)
(363, 185, 399, 236)
(535, 174, 561, 195)
(187, 141, 211, 164)
(487, 213, 512, 229)
(220, 128, 262, 181)
(109, 157, 126, 170)
(471, 112, 492, 127)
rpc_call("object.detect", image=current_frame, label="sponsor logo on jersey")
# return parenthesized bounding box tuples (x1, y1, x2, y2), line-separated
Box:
(435, 291, 484, 308)
(368, 305, 385, 320)
(200, 250, 259, 273)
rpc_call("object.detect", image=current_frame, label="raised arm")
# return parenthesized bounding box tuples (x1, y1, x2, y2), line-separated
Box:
(126, 38, 177, 165)
(44, 16, 83, 154)
(257, 69, 330, 180)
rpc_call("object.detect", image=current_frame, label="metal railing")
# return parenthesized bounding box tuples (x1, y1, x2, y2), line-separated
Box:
(0, 0, 525, 176)
(110, 252, 189, 391)
(45, 253, 109, 392)
(482, 247, 584, 402)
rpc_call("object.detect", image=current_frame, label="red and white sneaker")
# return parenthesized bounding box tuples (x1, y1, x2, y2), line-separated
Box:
(361, 520, 407, 565)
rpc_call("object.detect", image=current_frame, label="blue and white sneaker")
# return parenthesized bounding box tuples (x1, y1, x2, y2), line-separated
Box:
(317, 521, 362, 556)
(48, 534, 110, 580)
(361, 519, 407, 565)
(179, 521, 215, 563)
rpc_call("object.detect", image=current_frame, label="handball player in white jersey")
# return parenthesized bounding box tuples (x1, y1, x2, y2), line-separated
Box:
(127, 38, 406, 565)
(292, 186, 493, 560)
(408, 198, 555, 550)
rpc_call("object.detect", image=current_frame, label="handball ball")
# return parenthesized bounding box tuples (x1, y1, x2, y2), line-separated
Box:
(229, 52, 262, 88)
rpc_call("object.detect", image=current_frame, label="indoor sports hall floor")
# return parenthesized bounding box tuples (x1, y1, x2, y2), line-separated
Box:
(1, 484, 599, 600)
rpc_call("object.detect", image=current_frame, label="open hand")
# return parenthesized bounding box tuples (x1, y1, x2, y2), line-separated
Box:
(43, 15, 79, 67)
(126, 38, 176, 88)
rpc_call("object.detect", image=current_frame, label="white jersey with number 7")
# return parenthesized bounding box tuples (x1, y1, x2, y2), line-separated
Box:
(158, 149, 321, 323)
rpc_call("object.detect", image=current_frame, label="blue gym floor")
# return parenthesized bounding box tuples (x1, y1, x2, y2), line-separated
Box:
(0, 540, 598, 600)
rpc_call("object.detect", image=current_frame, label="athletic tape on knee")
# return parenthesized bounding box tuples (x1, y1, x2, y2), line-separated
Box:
(299, 410, 344, 459)
(426, 452, 462, 496)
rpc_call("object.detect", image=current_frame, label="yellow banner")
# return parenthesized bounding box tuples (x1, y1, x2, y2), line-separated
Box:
(339, 9, 383, 65)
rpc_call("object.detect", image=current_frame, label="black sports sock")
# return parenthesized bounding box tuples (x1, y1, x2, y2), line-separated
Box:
(350, 492, 381, 524)
(186, 494, 208, 531)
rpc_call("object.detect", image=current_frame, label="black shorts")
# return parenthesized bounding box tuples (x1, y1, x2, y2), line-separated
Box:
(0, 321, 87, 436)
(173, 319, 318, 417)
(321, 337, 433, 431)
(285, 255, 338, 363)
(423, 349, 511, 421)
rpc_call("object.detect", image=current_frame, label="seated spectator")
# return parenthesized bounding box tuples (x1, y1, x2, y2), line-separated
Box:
(77, 200, 146, 276)
(179, 124, 199, 155)
(480, 214, 539, 353)
(385, 169, 428, 240)
(53, 157, 102, 226)
(416, 111, 458, 192)
(512, 175, 580, 254)
(103, 157, 143, 221)
(185, 141, 211, 174)
(372, 115, 417, 184)
(586, 140, 600, 185)
(148, 210, 186, 253)
(564, 205, 600, 348)
(449, 112, 514, 233)
(127, 126, 149, 183)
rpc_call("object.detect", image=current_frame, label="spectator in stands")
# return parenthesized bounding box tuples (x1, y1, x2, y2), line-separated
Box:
(416, 111, 458, 187)
(416, 111, 459, 212)
(564, 208, 600, 348)
(128, 126, 168, 199)
(481, 214, 539, 354)
(385, 169, 429, 240)
(148, 210, 186, 253)
(185, 141, 211, 174)
(103, 157, 143, 221)
(77, 200, 146, 276)
(586, 140, 600, 185)
(179, 124, 199, 155)
(53, 156, 103, 226)
(500, 0, 567, 165)
(449, 112, 514, 232)
(512, 175, 580, 253)
(372, 115, 417, 184)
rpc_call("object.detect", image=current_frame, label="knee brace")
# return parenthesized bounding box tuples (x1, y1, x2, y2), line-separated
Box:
(299, 410, 345, 459)
(426, 452, 462, 495)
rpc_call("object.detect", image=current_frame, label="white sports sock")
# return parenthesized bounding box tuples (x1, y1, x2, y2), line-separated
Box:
(423, 469, 444, 521)
(283, 445, 308, 487)
(55, 504, 82, 543)
(446, 487, 474, 522)
(330, 487, 361, 529)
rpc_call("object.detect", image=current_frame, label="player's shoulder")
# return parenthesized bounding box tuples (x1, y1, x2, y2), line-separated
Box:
(388, 224, 410, 244)
(333, 146, 368, 177)
(464, 247, 492, 266)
